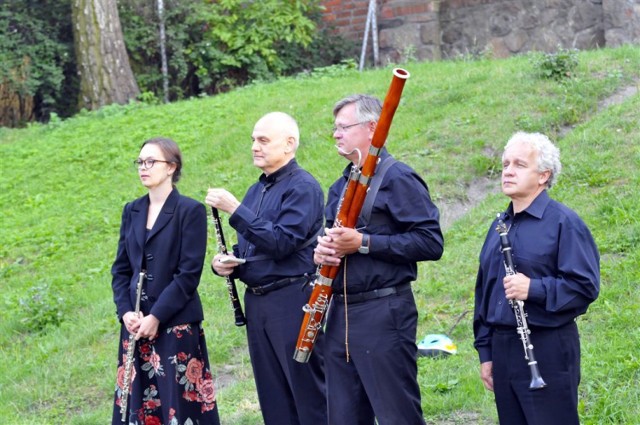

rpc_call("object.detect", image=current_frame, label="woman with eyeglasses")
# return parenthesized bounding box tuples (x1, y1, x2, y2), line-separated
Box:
(110, 137, 220, 424)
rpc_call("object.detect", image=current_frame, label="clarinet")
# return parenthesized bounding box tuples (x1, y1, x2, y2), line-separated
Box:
(211, 207, 247, 326)
(120, 270, 145, 422)
(293, 68, 410, 363)
(495, 218, 547, 391)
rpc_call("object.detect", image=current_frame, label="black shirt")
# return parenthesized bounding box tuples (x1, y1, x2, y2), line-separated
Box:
(230, 159, 324, 286)
(325, 150, 444, 293)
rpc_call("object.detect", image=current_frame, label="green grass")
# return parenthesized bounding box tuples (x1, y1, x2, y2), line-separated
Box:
(1, 45, 639, 424)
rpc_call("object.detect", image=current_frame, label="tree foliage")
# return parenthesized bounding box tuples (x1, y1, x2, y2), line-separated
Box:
(193, 0, 318, 90)
(1, 0, 356, 124)
(119, 0, 356, 98)
(117, 0, 196, 100)
(0, 0, 77, 122)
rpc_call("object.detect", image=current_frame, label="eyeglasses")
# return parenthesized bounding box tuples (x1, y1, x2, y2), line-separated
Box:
(332, 121, 368, 134)
(133, 158, 171, 169)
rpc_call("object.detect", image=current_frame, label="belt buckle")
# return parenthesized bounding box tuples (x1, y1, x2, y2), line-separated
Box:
(248, 285, 265, 295)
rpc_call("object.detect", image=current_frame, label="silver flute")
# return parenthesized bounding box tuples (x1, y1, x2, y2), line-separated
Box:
(495, 218, 546, 391)
(120, 270, 145, 422)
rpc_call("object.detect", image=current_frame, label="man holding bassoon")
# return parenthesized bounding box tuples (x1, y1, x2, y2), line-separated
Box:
(205, 112, 327, 425)
(312, 88, 444, 424)
(474, 132, 600, 425)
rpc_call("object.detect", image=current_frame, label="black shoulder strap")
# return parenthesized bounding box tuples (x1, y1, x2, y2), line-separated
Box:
(360, 155, 397, 226)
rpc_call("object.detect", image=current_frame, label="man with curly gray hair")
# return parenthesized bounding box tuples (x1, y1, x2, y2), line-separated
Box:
(474, 131, 600, 425)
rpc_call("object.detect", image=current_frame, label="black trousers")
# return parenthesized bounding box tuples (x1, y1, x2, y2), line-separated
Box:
(245, 282, 327, 425)
(492, 321, 581, 425)
(325, 289, 425, 425)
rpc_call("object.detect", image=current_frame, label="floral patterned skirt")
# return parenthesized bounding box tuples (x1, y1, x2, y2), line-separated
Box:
(112, 322, 220, 425)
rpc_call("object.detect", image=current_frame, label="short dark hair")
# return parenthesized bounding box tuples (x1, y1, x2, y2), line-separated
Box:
(140, 137, 183, 184)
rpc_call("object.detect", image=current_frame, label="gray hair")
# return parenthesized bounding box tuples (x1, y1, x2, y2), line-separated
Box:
(333, 94, 382, 122)
(504, 131, 562, 188)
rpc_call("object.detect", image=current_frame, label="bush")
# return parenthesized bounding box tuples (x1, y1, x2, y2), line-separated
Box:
(530, 47, 579, 81)
(119, 0, 355, 98)
(19, 283, 65, 332)
(119, 0, 201, 100)
(278, 24, 359, 76)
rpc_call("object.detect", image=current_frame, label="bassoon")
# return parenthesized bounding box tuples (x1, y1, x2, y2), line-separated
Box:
(211, 207, 247, 326)
(293, 68, 410, 363)
(496, 218, 547, 390)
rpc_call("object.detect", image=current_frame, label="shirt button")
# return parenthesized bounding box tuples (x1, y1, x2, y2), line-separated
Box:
(146, 253, 154, 261)
(146, 274, 154, 281)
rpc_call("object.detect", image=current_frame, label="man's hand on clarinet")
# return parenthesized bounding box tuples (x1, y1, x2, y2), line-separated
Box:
(503, 273, 530, 301)
(205, 188, 241, 215)
(211, 253, 239, 276)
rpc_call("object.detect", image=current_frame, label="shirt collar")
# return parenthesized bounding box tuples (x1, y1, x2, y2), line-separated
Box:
(340, 148, 390, 178)
(259, 158, 298, 186)
(506, 189, 551, 220)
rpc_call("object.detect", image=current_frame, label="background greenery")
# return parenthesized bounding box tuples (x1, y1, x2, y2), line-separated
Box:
(1, 0, 356, 123)
(1, 45, 639, 424)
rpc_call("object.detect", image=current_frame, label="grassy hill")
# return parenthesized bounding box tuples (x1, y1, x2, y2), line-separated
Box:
(1, 45, 638, 424)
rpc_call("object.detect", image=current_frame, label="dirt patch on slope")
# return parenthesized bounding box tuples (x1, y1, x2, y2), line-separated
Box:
(438, 79, 639, 230)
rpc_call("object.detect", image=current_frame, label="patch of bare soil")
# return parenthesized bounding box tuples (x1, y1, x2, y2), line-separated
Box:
(216, 364, 240, 390)
(559, 80, 639, 137)
(438, 79, 639, 229)
(427, 411, 492, 424)
(598, 83, 638, 109)
(438, 177, 501, 230)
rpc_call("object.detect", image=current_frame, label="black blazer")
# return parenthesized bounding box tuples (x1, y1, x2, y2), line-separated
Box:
(111, 188, 207, 327)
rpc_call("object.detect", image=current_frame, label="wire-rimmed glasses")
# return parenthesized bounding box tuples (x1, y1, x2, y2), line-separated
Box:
(332, 121, 368, 134)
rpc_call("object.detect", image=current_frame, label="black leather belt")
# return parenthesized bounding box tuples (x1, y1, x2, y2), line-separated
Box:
(333, 283, 412, 304)
(246, 275, 308, 296)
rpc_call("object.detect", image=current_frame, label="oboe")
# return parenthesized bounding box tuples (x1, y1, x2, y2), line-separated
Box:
(211, 207, 247, 326)
(120, 270, 145, 422)
(293, 68, 410, 363)
(496, 218, 546, 391)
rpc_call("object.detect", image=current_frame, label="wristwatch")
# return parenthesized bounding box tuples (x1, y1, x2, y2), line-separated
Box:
(358, 233, 370, 254)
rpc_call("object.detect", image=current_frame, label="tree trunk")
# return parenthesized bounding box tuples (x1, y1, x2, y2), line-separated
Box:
(0, 57, 35, 127)
(158, 0, 169, 103)
(71, 0, 139, 110)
